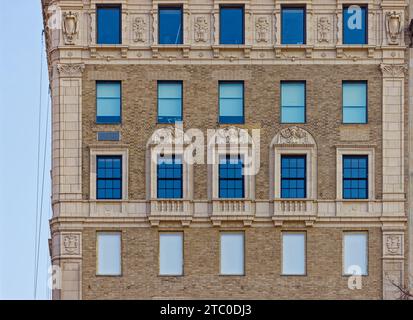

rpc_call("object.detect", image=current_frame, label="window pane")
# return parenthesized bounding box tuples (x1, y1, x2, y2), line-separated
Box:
(159, 7, 183, 44)
(219, 156, 244, 199)
(97, 233, 121, 275)
(97, 7, 121, 44)
(282, 8, 305, 44)
(343, 82, 366, 107)
(342, 155, 368, 199)
(281, 82, 305, 106)
(157, 155, 183, 199)
(219, 83, 244, 123)
(159, 233, 183, 275)
(344, 233, 368, 275)
(281, 155, 306, 199)
(343, 107, 366, 124)
(220, 233, 244, 275)
(97, 82, 121, 124)
(282, 233, 306, 275)
(158, 82, 182, 123)
(97, 156, 122, 200)
(220, 7, 244, 44)
(343, 6, 367, 45)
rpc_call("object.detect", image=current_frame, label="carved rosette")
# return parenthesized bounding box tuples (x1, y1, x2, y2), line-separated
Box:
(60, 232, 81, 257)
(380, 64, 407, 78)
(57, 63, 85, 77)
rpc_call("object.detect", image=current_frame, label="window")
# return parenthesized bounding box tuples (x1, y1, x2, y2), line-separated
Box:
(220, 6, 244, 44)
(282, 232, 306, 275)
(157, 155, 183, 199)
(220, 232, 244, 275)
(97, 232, 121, 275)
(159, 233, 183, 275)
(281, 82, 306, 123)
(343, 232, 368, 275)
(281, 155, 306, 199)
(97, 5, 121, 44)
(158, 81, 182, 123)
(219, 155, 244, 199)
(159, 7, 183, 44)
(343, 155, 368, 199)
(343, 5, 367, 45)
(97, 156, 122, 200)
(219, 82, 244, 124)
(343, 81, 367, 124)
(96, 82, 121, 124)
(281, 7, 306, 45)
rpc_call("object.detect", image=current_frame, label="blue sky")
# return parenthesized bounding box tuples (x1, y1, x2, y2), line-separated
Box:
(0, 1, 51, 299)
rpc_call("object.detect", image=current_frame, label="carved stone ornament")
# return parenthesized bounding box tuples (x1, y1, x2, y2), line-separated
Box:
(149, 126, 188, 145)
(57, 63, 85, 77)
(384, 234, 403, 256)
(61, 233, 81, 255)
(380, 64, 407, 78)
(385, 11, 402, 45)
(194, 16, 208, 42)
(276, 127, 313, 145)
(317, 16, 331, 43)
(213, 127, 250, 145)
(255, 17, 269, 43)
(133, 17, 146, 43)
(62, 11, 79, 45)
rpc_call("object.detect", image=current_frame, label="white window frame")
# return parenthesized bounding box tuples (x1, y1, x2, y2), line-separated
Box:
(90, 148, 129, 200)
(342, 231, 369, 276)
(336, 148, 375, 200)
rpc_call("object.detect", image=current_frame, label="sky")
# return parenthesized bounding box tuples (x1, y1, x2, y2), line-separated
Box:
(0, 0, 51, 299)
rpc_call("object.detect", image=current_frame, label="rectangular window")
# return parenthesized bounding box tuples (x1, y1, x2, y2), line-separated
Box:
(96, 81, 121, 124)
(97, 6, 121, 44)
(343, 232, 368, 275)
(159, 7, 183, 44)
(220, 6, 244, 44)
(343, 6, 367, 45)
(157, 155, 183, 199)
(281, 7, 306, 45)
(343, 81, 367, 124)
(219, 155, 244, 199)
(281, 155, 306, 199)
(343, 155, 368, 199)
(281, 82, 306, 123)
(97, 232, 121, 276)
(159, 233, 183, 276)
(219, 82, 244, 124)
(220, 232, 244, 275)
(282, 232, 306, 275)
(97, 156, 122, 200)
(158, 81, 183, 123)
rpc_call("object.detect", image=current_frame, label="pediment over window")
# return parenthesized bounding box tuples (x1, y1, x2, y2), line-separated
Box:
(209, 126, 251, 145)
(147, 126, 188, 146)
(272, 126, 316, 146)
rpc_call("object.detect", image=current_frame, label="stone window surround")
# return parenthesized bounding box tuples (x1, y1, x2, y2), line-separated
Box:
(90, 147, 129, 200)
(211, 145, 255, 200)
(342, 231, 369, 276)
(273, 146, 317, 200)
(149, 145, 193, 200)
(336, 147, 375, 200)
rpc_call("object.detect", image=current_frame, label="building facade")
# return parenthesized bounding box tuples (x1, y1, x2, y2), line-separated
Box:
(42, 0, 409, 299)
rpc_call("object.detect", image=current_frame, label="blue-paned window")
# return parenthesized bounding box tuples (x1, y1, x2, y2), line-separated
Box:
(343, 155, 368, 199)
(220, 6, 244, 44)
(158, 81, 183, 123)
(281, 7, 305, 45)
(281, 82, 306, 123)
(96, 81, 121, 124)
(343, 6, 367, 45)
(281, 155, 306, 199)
(343, 81, 367, 124)
(157, 155, 183, 199)
(159, 7, 183, 44)
(219, 82, 244, 124)
(97, 156, 122, 200)
(97, 6, 121, 44)
(219, 156, 244, 199)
